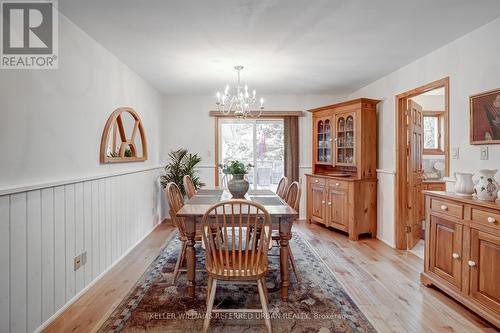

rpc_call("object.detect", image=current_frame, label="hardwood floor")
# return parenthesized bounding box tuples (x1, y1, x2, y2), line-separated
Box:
(43, 220, 496, 333)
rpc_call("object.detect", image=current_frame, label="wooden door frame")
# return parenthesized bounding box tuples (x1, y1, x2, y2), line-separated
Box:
(395, 77, 450, 250)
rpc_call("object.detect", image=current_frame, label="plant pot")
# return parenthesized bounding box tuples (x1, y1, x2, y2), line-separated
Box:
(227, 174, 249, 198)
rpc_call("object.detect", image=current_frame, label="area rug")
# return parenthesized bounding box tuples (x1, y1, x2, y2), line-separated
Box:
(97, 232, 376, 333)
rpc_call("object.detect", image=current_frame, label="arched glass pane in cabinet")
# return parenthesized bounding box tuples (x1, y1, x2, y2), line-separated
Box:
(317, 120, 324, 162)
(324, 119, 331, 163)
(345, 115, 355, 164)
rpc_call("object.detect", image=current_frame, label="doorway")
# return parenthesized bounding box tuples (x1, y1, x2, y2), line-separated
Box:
(395, 77, 450, 253)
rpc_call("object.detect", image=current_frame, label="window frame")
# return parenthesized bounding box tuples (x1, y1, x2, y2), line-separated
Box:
(423, 111, 445, 155)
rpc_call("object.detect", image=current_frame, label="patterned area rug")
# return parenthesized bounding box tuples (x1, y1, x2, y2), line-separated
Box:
(97, 232, 376, 333)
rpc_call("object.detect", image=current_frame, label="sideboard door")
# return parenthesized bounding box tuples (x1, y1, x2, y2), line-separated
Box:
(428, 215, 463, 290)
(309, 181, 326, 224)
(469, 229, 500, 315)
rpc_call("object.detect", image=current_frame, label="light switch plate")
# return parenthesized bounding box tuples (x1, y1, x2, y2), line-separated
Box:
(480, 147, 488, 160)
(452, 147, 460, 159)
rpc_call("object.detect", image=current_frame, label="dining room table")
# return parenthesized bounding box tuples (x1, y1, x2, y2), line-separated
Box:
(176, 188, 299, 301)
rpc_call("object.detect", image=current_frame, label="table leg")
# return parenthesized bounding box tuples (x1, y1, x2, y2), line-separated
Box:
(279, 217, 292, 301)
(185, 216, 196, 298)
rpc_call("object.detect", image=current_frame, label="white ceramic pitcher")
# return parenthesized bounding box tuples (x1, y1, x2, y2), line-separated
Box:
(474, 169, 499, 201)
(454, 172, 474, 196)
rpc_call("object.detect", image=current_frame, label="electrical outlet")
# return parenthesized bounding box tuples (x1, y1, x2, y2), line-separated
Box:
(81, 251, 87, 265)
(480, 146, 488, 160)
(74, 255, 81, 271)
(452, 147, 460, 159)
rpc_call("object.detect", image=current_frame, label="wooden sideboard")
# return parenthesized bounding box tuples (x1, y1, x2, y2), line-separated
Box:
(306, 98, 379, 240)
(421, 191, 500, 327)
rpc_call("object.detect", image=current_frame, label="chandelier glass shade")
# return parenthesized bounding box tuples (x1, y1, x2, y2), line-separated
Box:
(216, 65, 264, 118)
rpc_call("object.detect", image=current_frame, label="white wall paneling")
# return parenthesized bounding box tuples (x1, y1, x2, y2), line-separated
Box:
(0, 168, 163, 333)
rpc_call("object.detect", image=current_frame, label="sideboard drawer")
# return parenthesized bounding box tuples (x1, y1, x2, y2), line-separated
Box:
(430, 198, 464, 219)
(471, 208, 500, 231)
(328, 179, 349, 190)
(310, 176, 326, 186)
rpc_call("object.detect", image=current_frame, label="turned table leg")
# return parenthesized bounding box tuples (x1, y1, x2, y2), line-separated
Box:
(185, 216, 196, 298)
(279, 217, 292, 301)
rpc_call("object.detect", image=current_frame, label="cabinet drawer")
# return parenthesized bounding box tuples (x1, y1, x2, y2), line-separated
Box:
(310, 177, 326, 186)
(430, 198, 464, 219)
(328, 179, 349, 190)
(471, 208, 500, 230)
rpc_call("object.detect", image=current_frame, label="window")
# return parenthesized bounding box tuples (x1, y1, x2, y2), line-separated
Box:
(219, 119, 284, 191)
(423, 112, 444, 154)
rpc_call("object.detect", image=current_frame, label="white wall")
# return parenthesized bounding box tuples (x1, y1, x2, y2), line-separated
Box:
(0, 14, 163, 189)
(0, 12, 165, 333)
(350, 17, 500, 247)
(161, 94, 347, 218)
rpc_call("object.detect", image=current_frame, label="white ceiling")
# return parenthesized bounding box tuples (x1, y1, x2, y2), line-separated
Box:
(59, 0, 500, 95)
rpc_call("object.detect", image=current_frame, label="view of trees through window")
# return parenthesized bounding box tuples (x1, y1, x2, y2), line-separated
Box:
(220, 119, 284, 191)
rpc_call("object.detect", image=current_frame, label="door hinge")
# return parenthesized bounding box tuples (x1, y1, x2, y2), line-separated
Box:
(405, 225, 412, 233)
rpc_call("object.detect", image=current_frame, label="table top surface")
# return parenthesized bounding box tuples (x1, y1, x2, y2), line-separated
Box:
(176, 188, 298, 218)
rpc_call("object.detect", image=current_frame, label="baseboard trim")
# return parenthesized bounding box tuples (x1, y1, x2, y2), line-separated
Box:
(34, 219, 163, 333)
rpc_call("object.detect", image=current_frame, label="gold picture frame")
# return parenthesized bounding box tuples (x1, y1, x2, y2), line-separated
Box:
(470, 88, 500, 145)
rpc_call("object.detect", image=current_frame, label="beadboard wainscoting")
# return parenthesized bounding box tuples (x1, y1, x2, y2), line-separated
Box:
(0, 167, 164, 333)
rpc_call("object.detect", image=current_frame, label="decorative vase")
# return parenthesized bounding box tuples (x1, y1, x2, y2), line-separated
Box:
(227, 174, 249, 198)
(454, 172, 475, 196)
(473, 169, 499, 202)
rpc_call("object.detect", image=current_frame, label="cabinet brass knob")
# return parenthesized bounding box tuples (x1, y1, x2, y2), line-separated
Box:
(452, 253, 460, 259)
(315, 179, 319, 183)
(336, 183, 340, 186)
(440, 205, 448, 211)
(487, 217, 496, 224)
(321, 200, 326, 204)
(468, 260, 476, 267)
(328, 202, 332, 206)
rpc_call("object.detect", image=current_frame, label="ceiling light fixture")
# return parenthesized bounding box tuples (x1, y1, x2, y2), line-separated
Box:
(216, 65, 264, 118)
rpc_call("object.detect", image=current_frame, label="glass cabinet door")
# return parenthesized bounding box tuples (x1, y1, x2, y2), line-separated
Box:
(316, 118, 333, 163)
(335, 113, 355, 165)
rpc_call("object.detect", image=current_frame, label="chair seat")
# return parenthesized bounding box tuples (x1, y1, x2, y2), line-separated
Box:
(206, 250, 269, 280)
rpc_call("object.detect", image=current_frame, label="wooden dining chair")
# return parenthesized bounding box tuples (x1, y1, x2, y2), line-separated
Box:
(283, 181, 301, 283)
(270, 181, 302, 284)
(275, 176, 288, 199)
(183, 175, 197, 199)
(166, 182, 203, 284)
(201, 200, 273, 333)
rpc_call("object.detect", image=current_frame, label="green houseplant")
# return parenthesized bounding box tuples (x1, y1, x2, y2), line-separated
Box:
(221, 161, 253, 198)
(160, 148, 205, 196)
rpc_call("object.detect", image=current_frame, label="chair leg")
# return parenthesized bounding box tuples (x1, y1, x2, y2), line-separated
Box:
(288, 246, 301, 285)
(206, 277, 213, 306)
(173, 241, 187, 284)
(257, 279, 272, 333)
(203, 279, 217, 333)
(260, 277, 269, 303)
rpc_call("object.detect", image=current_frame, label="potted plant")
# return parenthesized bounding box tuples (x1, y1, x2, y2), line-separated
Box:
(221, 161, 253, 198)
(160, 148, 205, 196)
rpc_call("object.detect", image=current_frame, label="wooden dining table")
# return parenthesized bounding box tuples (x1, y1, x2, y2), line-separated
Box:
(176, 188, 299, 301)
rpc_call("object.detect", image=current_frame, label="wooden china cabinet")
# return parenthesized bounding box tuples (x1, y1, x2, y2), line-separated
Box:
(306, 98, 379, 240)
(421, 191, 500, 327)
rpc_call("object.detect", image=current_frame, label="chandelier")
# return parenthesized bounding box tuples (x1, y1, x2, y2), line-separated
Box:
(216, 65, 264, 118)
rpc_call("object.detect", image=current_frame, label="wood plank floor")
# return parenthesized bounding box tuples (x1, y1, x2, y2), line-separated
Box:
(43, 220, 497, 333)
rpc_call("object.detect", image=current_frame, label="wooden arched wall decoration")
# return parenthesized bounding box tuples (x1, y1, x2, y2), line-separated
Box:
(100, 107, 148, 163)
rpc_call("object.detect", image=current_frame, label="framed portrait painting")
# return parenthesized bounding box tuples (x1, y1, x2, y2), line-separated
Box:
(470, 88, 500, 144)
